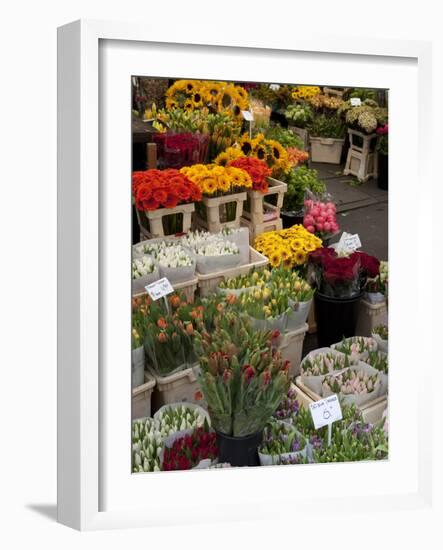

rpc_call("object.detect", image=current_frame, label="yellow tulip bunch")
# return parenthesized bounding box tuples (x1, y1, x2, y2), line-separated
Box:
(180, 164, 252, 197)
(254, 225, 323, 268)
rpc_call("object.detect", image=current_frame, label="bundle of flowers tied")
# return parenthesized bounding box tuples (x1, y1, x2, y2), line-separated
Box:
(308, 246, 380, 299)
(132, 168, 202, 212)
(194, 311, 290, 438)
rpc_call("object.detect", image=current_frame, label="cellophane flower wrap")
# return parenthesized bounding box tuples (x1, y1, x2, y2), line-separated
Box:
(194, 310, 290, 437)
(308, 247, 380, 299)
(162, 425, 218, 471)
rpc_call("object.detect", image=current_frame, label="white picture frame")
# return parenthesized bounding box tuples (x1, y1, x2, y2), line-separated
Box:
(58, 19, 435, 531)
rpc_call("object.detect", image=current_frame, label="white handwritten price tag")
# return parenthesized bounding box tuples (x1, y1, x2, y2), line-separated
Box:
(242, 110, 254, 121)
(309, 395, 343, 430)
(145, 277, 174, 300)
(269, 84, 280, 91)
(337, 231, 362, 252)
(350, 97, 361, 106)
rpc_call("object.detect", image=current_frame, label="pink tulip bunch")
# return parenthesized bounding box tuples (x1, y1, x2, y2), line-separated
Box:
(303, 199, 339, 236)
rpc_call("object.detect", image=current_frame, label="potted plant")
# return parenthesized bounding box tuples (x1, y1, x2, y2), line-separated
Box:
(280, 166, 326, 229)
(308, 247, 380, 346)
(194, 311, 290, 466)
(376, 123, 388, 189)
(284, 103, 314, 149)
(308, 112, 346, 164)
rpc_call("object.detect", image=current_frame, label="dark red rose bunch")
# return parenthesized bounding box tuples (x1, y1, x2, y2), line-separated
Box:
(228, 157, 271, 193)
(162, 427, 218, 471)
(132, 168, 202, 211)
(308, 247, 380, 298)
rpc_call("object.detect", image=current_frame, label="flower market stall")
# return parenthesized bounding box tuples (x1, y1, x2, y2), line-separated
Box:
(130, 79, 389, 472)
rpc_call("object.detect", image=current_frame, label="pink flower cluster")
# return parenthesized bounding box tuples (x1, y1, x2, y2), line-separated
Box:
(303, 199, 339, 235)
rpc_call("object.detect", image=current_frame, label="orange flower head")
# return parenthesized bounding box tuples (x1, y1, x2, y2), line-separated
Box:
(157, 332, 168, 343)
(157, 317, 168, 329)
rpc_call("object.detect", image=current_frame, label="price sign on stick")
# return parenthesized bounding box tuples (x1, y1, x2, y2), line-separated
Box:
(337, 231, 362, 253)
(145, 277, 174, 301)
(242, 110, 254, 139)
(350, 97, 362, 106)
(309, 395, 343, 446)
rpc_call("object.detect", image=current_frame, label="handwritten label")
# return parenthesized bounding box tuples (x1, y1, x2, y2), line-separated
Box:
(309, 395, 343, 430)
(269, 84, 280, 91)
(337, 231, 362, 252)
(242, 110, 254, 121)
(350, 97, 361, 106)
(145, 277, 174, 300)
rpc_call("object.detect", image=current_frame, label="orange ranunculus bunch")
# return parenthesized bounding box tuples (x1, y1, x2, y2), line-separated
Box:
(227, 157, 272, 193)
(286, 147, 310, 168)
(132, 169, 202, 211)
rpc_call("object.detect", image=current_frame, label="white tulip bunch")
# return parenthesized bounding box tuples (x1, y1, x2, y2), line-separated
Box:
(132, 418, 162, 473)
(156, 245, 193, 268)
(132, 256, 156, 280)
(156, 405, 206, 438)
(194, 240, 239, 257)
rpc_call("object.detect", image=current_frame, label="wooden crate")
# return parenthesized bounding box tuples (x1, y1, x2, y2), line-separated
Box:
(136, 202, 195, 239)
(242, 177, 287, 225)
(294, 376, 388, 424)
(197, 246, 269, 297)
(195, 192, 247, 233)
(241, 216, 283, 244)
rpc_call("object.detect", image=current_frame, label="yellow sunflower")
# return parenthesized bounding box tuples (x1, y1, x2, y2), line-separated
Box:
(184, 100, 194, 112)
(294, 250, 307, 265)
(240, 135, 254, 156)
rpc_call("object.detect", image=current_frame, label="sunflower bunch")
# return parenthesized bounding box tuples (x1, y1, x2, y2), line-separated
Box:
(215, 133, 290, 177)
(180, 164, 252, 196)
(291, 85, 321, 101)
(254, 225, 323, 269)
(164, 79, 249, 119)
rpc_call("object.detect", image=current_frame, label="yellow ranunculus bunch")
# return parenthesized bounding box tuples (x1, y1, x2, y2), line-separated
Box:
(180, 164, 252, 196)
(291, 86, 321, 101)
(165, 80, 249, 119)
(215, 133, 290, 177)
(254, 225, 323, 269)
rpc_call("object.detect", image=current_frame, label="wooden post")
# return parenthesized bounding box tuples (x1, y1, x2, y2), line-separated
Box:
(146, 142, 157, 169)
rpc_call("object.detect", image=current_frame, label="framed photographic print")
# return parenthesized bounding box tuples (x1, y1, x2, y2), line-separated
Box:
(57, 19, 434, 531)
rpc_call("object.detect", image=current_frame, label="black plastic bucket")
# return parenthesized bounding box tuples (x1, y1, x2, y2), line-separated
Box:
(281, 210, 304, 229)
(314, 291, 362, 347)
(215, 429, 263, 467)
(377, 155, 388, 190)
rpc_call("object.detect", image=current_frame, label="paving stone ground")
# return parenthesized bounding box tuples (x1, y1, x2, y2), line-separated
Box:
(302, 161, 388, 355)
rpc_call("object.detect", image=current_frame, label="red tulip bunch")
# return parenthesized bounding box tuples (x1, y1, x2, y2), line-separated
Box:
(162, 427, 218, 471)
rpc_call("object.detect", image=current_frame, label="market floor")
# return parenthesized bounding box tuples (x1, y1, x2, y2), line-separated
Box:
(303, 162, 388, 355)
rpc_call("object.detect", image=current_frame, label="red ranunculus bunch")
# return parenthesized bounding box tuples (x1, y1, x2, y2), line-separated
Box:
(162, 427, 218, 471)
(228, 157, 272, 193)
(309, 247, 380, 298)
(303, 198, 339, 236)
(132, 168, 202, 211)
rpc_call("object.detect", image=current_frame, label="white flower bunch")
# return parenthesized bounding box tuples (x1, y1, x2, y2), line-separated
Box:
(156, 405, 206, 438)
(156, 245, 193, 268)
(380, 261, 388, 284)
(179, 230, 213, 249)
(132, 256, 156, 279)
(132, 418, 162, 473)
(195, 240, 239, 257)
(134, 240, 175, 256)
